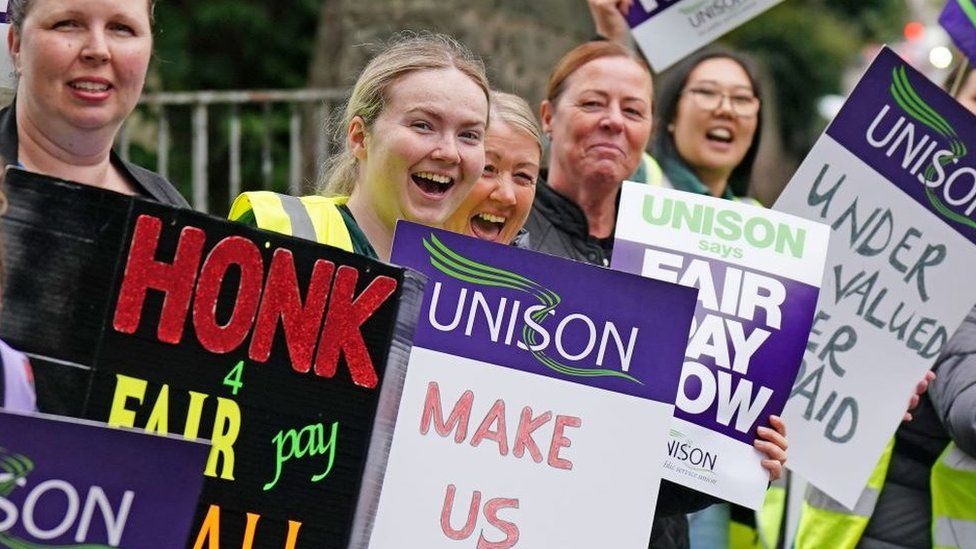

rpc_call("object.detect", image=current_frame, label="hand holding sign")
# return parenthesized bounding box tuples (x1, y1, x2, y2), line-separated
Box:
(587, 0, 634, 43)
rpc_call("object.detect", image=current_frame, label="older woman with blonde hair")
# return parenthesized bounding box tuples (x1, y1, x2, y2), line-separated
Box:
(231, 33, 490, 261)
(445, 90, 542, 246)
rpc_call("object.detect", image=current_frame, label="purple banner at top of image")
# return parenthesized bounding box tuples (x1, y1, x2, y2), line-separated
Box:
(826, 47, 976, 246)
(0, 411, 208, 548)
(391, 221, 698, 404)
(612, 239, 820, 445)
(627, 0, 681, 27)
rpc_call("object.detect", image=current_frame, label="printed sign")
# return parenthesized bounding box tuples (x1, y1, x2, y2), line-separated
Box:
(627, 0, 784, 71)
(774, 47, 976, 508)
(1, 0, 15, 92)
(0, 169, 423, 548)
(612, 182, 829, 509)
(365, 222, 698, 548)
(0, 410, 208, 548)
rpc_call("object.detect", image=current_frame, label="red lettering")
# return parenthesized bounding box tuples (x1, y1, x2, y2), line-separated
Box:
(420, 382, 474, 443)
(114, 215, 205, 344)
(192, 237, 263, 354)
(478, 497, 520, 549)
(548, 415, 581, 470)
(249, 252, 335, 373)
(440, 484, 480, 540)
(470, 399, 509, 456)
(512, 407, 552, 463)
(314, 266, 397, 388)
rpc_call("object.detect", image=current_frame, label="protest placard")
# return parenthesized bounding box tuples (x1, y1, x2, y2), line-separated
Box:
(626, 0, 784, 72)
(774, 47, 976, 508)
(0, 169, 424, 548)
(363, 222, 698, 548)
(611, 182, 829, 509)
(0, 1, 15, 93)
(0, 410, 208, 548)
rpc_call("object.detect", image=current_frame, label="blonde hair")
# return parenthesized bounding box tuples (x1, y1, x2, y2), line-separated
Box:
(489, 91, 542, 156)
(322, 33, 490, 195)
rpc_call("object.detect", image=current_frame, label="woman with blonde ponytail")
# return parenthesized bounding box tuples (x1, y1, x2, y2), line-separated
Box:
(230, 33, 490, 261)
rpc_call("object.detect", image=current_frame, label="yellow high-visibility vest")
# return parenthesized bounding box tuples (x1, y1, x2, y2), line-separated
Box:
(228, 191, 353, 251)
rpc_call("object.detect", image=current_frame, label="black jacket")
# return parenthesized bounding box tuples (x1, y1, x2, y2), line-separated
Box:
(523, 177, 718, 548)
(0, 103, 188, 207)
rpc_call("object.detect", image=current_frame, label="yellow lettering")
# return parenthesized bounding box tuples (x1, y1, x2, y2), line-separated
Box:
(206, 397, 241, 480)
(285, 520, 302, 549)
(241, 512, 260, 549)
(192, 504, 221, 549)
(184, 391, 208, 439)
(107, 374, 146, 428)
(145, 384, 170, 434)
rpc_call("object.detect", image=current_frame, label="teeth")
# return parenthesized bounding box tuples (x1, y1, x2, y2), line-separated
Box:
(476, 213, 506, 224)
(71, 81, 109, 91)
(708, 128, 732, 140)
(415, 171, 452, 184)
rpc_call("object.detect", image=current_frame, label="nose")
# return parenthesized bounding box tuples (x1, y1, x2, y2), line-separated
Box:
(430, 133, 461, 164)
(490, 176, 517, 207)
(600, 105, 625, 132)
(81, 29, 111, 64)
(715, 93, 735, 116)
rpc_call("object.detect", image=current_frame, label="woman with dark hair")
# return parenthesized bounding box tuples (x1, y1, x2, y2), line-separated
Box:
(651, 47, 764, 202)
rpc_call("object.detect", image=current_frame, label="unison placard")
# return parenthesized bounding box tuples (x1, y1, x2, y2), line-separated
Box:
(366, 222, 698, 548)
(0, 410, 208, 548)
(612, 182, 829, 508)
(626, 0, 784, 71)
(774, 47, 976, 508)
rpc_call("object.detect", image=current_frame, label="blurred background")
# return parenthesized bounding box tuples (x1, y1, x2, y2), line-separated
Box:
(116, 0, 963, 214)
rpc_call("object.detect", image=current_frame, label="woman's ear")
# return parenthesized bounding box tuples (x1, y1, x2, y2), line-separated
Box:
(539, 100, 553, 136)
(8, 27, 21, 76)
(348, 116, 368, 161)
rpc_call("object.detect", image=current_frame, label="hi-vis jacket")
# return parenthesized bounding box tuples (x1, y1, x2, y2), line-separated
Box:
(229, 191, 354, 251)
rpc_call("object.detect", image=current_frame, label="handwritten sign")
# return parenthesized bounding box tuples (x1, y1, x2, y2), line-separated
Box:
(774, 47, 976, 508)
(0, 410, 208, 548)
(626, 0, 784, 71)
(611, 182, 828, 508)
(0, 169, 423, 547)
(363, 222, 697, 548)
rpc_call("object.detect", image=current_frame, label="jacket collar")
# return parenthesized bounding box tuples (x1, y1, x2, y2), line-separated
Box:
(0, 99, 170, 203)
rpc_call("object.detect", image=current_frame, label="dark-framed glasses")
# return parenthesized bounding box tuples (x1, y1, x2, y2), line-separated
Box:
(684, 87, 760, 117)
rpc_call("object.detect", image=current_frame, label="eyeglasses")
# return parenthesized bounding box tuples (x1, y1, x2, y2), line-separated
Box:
(683, 87, 760, 117)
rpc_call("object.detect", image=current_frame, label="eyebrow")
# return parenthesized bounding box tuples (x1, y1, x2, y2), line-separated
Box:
(689, 79, 754, 92)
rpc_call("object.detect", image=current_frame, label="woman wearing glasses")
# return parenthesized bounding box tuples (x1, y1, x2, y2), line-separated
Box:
(651, 47, 764, 203)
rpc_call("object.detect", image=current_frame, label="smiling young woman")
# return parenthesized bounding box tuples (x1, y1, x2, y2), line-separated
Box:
(1, 0, 186, 205)
(230, 33, 490, 262)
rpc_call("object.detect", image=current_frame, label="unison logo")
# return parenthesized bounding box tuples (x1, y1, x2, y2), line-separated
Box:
(423, 234, 642, 384)
(666, 430, 717, 474)
(0, 449, 130, 548)
(865, 66, 974, 228)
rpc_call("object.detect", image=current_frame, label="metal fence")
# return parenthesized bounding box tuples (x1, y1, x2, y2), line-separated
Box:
(119, 88, 347, 213)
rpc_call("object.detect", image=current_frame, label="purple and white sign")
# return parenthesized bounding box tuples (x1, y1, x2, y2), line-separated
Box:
(0, 410, 208, 548)
(627, 0, 784, 71)
(366, 222, 698, 548)
(775, 47, 976, 508)
(613, 182, 829, 509)
(0, 0, 15, 90)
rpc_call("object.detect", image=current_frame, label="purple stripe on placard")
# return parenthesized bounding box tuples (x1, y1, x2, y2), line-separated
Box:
(390, 221, 698, 404)
(0, 411, 207, 548)
(0, 12, 8, 24)
(940, 0, 976, 64)
(826, 47, 976, 245)
(612, 238, 820, 445)
(627, 0, 681, 27)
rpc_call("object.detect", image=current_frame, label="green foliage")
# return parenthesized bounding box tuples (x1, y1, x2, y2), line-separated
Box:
(725, 0, 907, 159)
(152, 0, 321, 90)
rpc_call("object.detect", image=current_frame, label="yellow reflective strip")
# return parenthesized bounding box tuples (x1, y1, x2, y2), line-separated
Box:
(229, 191, 295, 236)
(298, 195, 354, 252)
(804, 484, 879, 518)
